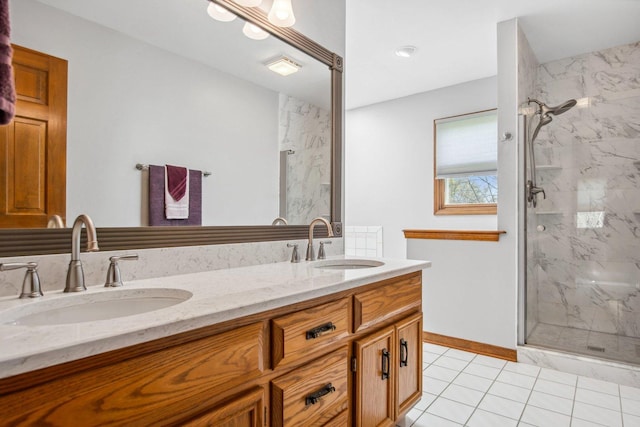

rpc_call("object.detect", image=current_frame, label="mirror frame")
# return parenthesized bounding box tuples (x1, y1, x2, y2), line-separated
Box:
(0, 0, 343, 257)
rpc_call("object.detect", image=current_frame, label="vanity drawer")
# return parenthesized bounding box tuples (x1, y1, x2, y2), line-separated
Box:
(353, 272, 422, 333)
(271, 347, 349, 427)
(271, 298, 350, 368)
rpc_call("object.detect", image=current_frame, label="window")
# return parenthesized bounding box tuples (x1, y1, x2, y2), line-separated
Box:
(434, 109, 498, 215)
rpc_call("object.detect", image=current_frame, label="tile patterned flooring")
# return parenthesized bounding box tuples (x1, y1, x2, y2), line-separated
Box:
(399, 343, 640, 427)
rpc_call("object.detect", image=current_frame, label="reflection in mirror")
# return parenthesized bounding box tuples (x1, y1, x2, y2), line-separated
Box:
(7, 0, 332, 228)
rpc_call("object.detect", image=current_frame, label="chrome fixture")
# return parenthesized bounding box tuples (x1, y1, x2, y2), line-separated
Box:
(306, 217, 335, 261)
(526, 98, 577, 207)
(318, 241, 332, 260)
(47, 214, 65, 228)
(0, 262, 43, 298)
(64, 214, 99, 293)
(272, 217, 288, 226)
(286, 243, 299, 263)
(105, 254, 139, 287)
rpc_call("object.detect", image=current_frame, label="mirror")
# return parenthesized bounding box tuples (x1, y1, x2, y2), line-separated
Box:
(0, 0, 343, 255)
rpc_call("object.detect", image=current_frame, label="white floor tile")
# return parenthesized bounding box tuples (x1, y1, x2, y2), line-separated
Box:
(622, 397, 640, 416)
(412, 392, 438, 411)
(424, 365, 459, 382)
(520, 405, 571, 427)
(477, 394, 525, 420)
(503, 361, 540, 377)
(463, 363, 501, 380)
(452, 373, 494, 393)
(533, 378, 576, 399)
(440, 384, 484, 407)
(424, 343, 450, 355)
(488, 382, 532, 403)
(496, 370, 537, 389)
(423, 376, 450, 395)
(445, 348, 476, 362)
(621, 385, 640, 402)
(574, 387, 620, 411)
(424, 352, 440, 364)
(527, 390, 573, 416)
(577, 376, 619, 396)
(433, 355, 470, 371)
(623, 413, 640, 427)
(572, 401, 622, 427)
(472, 354, 507, 369)
(413, 412, 463, 427)
(570, 418, 607, 427)
(426, 397, 475, 424)
(538, 368, 577, 386)
(466, 409, 518, 427)
(398, 408, 423, 427)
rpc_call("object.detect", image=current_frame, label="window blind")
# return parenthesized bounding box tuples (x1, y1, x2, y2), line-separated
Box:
(435, 110, 497, 179)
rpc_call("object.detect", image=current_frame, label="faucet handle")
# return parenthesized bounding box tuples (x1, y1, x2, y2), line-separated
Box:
(0, 262, 43, 298)
(286, 243, 300, 263)
(318, 241, 333, 260)
(105, 254, 139, 287)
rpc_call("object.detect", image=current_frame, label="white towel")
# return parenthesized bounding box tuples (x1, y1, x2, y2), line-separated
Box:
(164, 166, 189, 219)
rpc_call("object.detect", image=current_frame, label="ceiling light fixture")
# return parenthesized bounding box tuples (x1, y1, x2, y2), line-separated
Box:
(235, 0, 262, 6)
(207, 2, 236, 22)
(395, 45, 417, 58)
(243, 22, 269, 40)
(268, 0, 296, 27)
(266, 57, 301, 76)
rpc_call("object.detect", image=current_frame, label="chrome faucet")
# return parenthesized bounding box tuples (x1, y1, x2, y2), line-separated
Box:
(0, 262, 43, 298)
(306, 217, 334, 261)
(272, 217, 288, 226)
(47, 214, 65, 228)
(64, 214, 99, 292)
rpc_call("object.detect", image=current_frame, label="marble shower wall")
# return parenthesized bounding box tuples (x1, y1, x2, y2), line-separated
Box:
(528, 41, 640, 340)
(278, 94, 331, 224)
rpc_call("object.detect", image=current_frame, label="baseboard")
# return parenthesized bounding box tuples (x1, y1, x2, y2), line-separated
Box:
(423, 331, 517, 362)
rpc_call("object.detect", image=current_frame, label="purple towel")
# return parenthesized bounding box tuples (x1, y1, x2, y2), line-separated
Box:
(165, 164, 188, 201)
(149, 164, 202, 226)
(0, 0, 15, 125)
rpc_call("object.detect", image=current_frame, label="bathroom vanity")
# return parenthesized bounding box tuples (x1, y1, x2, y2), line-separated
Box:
(0, 257, 429, 426)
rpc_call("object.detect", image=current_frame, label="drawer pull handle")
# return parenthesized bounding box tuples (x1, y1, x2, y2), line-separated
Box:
(305, 383, 336, 406)
(381, 349, 390, 380)
(306, 322, 337, 340)
(400, 338, 408, 367)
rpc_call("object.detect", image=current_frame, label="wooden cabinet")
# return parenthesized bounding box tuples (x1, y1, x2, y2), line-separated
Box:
(396, 313, 423, 416)
(182, 387, 264, 427)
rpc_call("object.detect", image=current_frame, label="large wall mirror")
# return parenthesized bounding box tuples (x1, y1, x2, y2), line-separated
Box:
(0, 0, 343, 256)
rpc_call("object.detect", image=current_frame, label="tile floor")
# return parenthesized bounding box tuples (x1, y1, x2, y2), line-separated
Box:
(398, 343, 640, 427)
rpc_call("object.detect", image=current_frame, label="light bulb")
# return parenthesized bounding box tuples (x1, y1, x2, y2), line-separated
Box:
(243, 22, 269, 40)
(268, 0, 295, 27)
(235, 0, 262, 6)
(206, 2, 236, 22)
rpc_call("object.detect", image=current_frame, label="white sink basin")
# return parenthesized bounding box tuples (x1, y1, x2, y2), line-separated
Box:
(313, 259, 385, 270)
(0, 288, 192, 326)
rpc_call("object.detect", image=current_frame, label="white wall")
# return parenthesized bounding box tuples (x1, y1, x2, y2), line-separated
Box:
(345, 77, 498, 259)
(11, 0, 280, 227)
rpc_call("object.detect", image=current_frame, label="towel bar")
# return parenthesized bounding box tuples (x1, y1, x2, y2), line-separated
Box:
(136, 163, 211, 177)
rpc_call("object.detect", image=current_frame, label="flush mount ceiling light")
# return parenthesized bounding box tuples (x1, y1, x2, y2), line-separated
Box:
(235, 0, 262, 6)
(395, 45, 417, 58)
(207, 2, 236, 22)
(243, 22, 269, 40)
(266, 57, 301, 76)
(268, 0, 296, 27)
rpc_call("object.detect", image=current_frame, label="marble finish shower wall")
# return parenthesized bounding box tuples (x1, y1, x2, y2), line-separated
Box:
(530, 41, 640, 338)
(278, 94, 331, 224)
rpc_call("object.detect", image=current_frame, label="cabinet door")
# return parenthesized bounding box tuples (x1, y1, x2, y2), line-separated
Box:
(182, 387, 264, 427)
(353, 325, 395, 427)
(396, 312, 423, 417)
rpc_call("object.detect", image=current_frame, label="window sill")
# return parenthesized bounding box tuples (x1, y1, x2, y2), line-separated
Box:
(403, 229, 506, 242)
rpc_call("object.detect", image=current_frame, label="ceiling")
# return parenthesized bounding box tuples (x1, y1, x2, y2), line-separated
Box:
(346, 0, 640, 109)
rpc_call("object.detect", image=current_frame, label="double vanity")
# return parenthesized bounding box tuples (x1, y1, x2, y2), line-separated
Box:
(0, 255, 430, 426)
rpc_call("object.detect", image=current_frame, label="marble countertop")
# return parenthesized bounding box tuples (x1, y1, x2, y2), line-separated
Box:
(0, 256, 430, 379)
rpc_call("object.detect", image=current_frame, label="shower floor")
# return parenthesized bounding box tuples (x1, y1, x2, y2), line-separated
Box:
(527, 323, 640, 365)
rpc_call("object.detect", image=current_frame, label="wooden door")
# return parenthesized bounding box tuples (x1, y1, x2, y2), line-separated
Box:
(353, 325, 395, 427)
(396, 313, 423, 417)
(0, 45, 67, 228)
(182, 387, 264, 427)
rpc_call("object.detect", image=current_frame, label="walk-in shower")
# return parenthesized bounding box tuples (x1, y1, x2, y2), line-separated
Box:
(522, 40, 640, 367)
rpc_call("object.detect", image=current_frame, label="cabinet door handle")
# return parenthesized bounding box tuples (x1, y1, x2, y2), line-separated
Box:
(305, 383, 336, 406)
(305, 322, 337, 340)
(381, 349, 390, 380)
(400, 338, 408, 367)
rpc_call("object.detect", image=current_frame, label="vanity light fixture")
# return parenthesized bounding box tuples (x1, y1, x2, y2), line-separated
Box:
(268, 0, 296, 27)
(243, 22, 269, 40)
(235, 0, 262, 6)
(266, 57, 301, 76)
(395, 45, 417, 58)
(207, 1, 236, 22)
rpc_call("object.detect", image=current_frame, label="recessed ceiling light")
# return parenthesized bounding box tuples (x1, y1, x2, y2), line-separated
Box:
(395, 45, 417, 58)
(266, 57, 301, 76)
